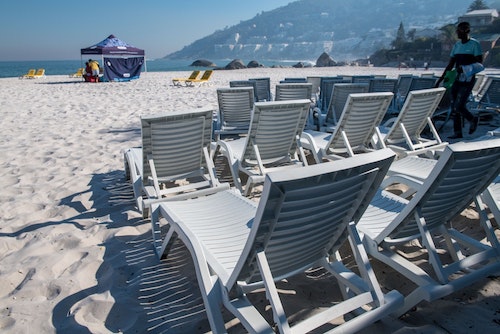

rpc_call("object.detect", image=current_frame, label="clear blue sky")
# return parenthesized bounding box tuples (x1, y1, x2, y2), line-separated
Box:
(0, 0, 293, 61)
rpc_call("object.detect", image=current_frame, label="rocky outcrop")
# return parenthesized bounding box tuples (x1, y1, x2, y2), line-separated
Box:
(247, 60, 264, 68)
(224, 59, 246, 70)
(315, 52, 337, 67)
(190, 59, 216, 67)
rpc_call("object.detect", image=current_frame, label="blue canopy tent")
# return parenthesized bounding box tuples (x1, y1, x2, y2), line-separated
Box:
(81, 34, 146, 82)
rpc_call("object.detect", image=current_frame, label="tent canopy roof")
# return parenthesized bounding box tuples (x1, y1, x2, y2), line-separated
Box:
(81, 34, 145, 56)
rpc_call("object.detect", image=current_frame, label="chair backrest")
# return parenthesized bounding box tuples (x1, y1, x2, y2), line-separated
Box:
(318, 77, 349, 112)
(34, 69, 45, 76)
(327, 92, 394, 155)
(216, 87, 254, 137)
(280, 77, 307, 83)
(229, 80, 258, 100)
(326, 83, 369, 125)
(378, 138, 500, 243)
(249, 77, 272, 102)
(368, 78, 398, 93)
(140, 108, 213, 183)
(188, 70, 200, 80)
(420, 73, 435, 78)
(199, 70, 213, 81)
(472, 73, 486, 97)
(478, 77, 500, 106)
(475, 75, 494, 100)
(395, 74, 414, 101)
(351, 75, 374, 84)
(229, 148, 396, 286)
(274, 83, 313, 101)
(408, 77, 437, 91)
(384, 87, 446, 145)
(240, 99, 310, 165)
(306, 76, 322, 98)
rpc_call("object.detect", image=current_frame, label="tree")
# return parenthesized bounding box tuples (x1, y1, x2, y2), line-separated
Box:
(407, 28, 416, 42)
(392, 22, 406, 49)
(468, 0, 489, 11)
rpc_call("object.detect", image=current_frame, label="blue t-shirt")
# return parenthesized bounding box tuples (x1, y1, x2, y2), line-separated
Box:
(450, 38, 482, 66)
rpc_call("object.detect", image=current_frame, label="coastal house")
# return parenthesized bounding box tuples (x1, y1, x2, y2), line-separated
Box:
(459, 9, 499, 28)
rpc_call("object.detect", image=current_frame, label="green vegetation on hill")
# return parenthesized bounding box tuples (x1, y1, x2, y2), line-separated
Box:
(164, 0, 472, 62)
(369, 18, 500, 68)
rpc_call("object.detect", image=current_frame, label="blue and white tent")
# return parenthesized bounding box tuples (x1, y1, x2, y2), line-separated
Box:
(81, 34, 146, 82)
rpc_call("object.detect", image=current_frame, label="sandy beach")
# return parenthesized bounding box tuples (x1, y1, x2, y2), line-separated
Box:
(1, 66, 499, 333)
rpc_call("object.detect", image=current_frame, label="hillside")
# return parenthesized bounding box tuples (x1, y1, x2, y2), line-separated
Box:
(164, 0, 473, 62)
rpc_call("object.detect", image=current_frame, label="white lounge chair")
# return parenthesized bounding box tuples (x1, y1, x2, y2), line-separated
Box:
(313, 77, 348, 122)
(249, 77, 272, 102)
(229, 80, 258, 100)
(378, 87, 448, 158)
(274, 83, 314, 128)
(123, 108, 227, 216)
(212, 99, 310, 196)
(274, 82, 313, 101)
(301, 92, 394, 163)
(385, 137, 500, 227)
(481, 175, 500, 227)
(470, 76, 500, 121)
(357, 138, 500, 317)
(323, 83, 369, 131)
(151, 149, 403, 333)
(214, 87, 254, 141)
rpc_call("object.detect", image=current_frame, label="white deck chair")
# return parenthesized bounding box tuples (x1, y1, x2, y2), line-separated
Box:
(481, 175, 500, 227)
(357, 138, 500, 317)
(313, 77, 350, 128)
(384, 138, 500, 227)
(274, 82, 312, 101)
(470, 76, 500, 121)
(323, 83, 369, 131)
(301, 92, 393, 163)
(151, 149, 403, 334)
(249, 77, 272, 102)
(214, 87, 255, 141)
(212, 99, 310, 196)
(378, 87, 448, 158)
(229, 80, 258, 100)
(123, 108, 227, 216)
(274, 83, 314, 128)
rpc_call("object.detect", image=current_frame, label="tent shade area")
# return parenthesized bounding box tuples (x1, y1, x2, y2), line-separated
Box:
(81, 34, 145, 82)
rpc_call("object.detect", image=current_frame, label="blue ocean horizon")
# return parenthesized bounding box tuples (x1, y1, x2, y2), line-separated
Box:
(0, 58, 308, 78)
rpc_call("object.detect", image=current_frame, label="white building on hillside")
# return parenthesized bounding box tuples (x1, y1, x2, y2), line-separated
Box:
(458, 9, 499, 28)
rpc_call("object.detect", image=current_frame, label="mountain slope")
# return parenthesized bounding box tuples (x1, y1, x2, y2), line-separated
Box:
(164, 0, 472, 61)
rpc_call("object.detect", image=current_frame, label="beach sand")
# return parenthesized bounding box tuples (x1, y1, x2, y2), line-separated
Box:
(1, 66, 499, 333)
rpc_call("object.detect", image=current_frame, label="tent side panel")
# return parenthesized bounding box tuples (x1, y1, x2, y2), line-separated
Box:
(103, 57, 144, 82)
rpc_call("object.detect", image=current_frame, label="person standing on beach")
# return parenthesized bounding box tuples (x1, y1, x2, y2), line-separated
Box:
(435, 21, 483, 139)
(89, 59, 100, 83)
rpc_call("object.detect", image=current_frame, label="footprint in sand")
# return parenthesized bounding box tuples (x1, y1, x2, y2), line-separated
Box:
(0, 310, 15, 330)
(71, 292, 138, 332)
(46, 283, 61, 301)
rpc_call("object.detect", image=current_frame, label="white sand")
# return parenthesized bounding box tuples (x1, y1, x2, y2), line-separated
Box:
(1, 66, 499, 333)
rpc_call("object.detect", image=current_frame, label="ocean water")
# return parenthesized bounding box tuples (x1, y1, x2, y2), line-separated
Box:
(0, 58, 306, 78)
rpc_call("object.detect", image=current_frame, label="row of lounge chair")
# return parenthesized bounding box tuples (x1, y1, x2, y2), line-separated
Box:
(19, 68, 45, 79)
(123, 75, 500, 333)
(172, 69, 214, 87)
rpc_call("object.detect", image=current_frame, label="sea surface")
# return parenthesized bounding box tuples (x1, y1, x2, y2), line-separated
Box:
(0, 59, 308, 78)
